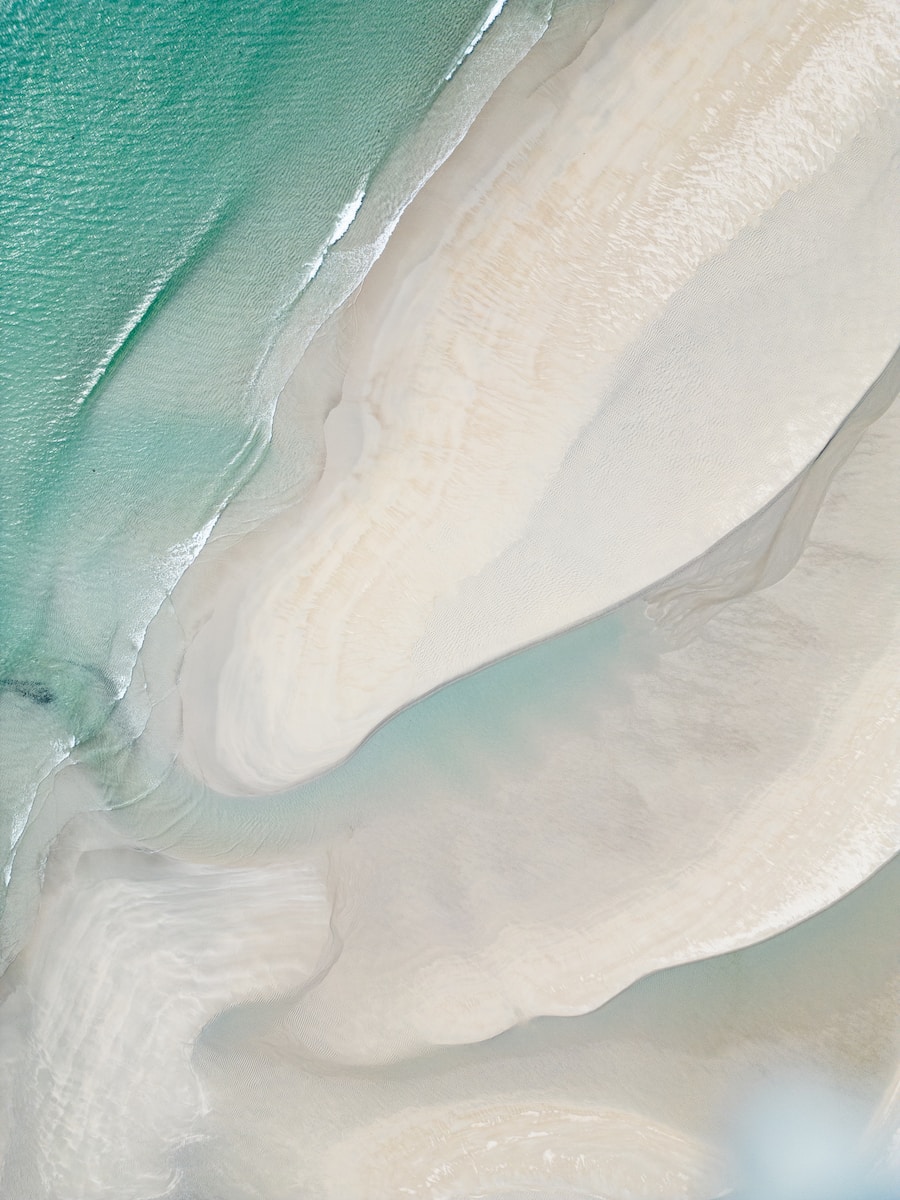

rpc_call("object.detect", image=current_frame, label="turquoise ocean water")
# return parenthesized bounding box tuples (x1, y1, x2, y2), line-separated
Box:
(0, 0, 551, 931)
(2, 3, 899, 1193)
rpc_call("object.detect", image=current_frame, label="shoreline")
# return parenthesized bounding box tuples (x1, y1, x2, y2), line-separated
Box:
(169, 340, 899, 805)
(5, 2, 900, 1193)
(171, 0, 900, 795)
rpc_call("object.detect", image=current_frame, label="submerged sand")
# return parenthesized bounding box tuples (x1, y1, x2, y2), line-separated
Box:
(5, 0, 897, 1195)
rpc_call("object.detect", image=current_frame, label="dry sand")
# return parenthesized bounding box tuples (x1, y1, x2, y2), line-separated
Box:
(176, 0, 900, 794)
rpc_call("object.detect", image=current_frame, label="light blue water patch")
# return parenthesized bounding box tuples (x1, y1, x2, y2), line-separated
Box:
(0, 0, 551, 933)
(103, 603, 626, 860)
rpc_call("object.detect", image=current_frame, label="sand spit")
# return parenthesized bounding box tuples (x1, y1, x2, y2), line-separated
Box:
(235, 392, 898, 1068)
(3, 393, 898, 1198)
(177, 0, 900, 793)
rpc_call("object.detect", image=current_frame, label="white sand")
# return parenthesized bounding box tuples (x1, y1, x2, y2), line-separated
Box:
(257, 394, 900, 1067)
(0, 820, 334, 1198)
(177, 0, 900, 793)
(4, 3, 900, 1197)
(323, 1102, 726, 1200)
(4, 396, 898, 1195)
(156, 0, 900, 1139)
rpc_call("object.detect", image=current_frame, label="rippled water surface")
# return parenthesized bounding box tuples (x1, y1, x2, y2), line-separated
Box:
(1, 0, 898, 1196)
(0, 0, 524, 890)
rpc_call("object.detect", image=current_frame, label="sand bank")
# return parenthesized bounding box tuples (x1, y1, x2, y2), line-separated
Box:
(177, 0, 900, 793)
(4, 395, 898, 1192)
(235, 388, 897, 1067)
(323, 1102, 726, 1199)
(8, 786, 897, 1197)
(0, 819, 334, 1197)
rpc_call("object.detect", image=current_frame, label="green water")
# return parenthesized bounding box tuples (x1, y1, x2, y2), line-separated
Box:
(0, 0, 551, 912)
(0, 0, 514, 717)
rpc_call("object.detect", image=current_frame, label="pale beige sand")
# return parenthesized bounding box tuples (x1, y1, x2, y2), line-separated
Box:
(323, 1103, 727, 1200)
(254, 393, 900, 1068)
(0, 821, 334, 1198)
(157, 829, 900, 1199)
(3, 403, 897, 1196)
(177, 0, 900, 793)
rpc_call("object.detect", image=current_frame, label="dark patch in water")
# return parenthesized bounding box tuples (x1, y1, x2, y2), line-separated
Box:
(0, 679, 54, 705)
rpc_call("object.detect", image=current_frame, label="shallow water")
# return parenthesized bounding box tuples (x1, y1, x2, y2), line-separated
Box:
(2, 0, 899, 1196)
(2, 0, 529, 676)
(0, 0, 548, 905)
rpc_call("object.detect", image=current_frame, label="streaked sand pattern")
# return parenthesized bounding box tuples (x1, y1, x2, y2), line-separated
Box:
(323, 1103, 727, 1199)
(180, 0, 900, 792)
(217, 394, 900, 1069)
(5, 263, 897, 1199)
(1, 0, 899, 1196)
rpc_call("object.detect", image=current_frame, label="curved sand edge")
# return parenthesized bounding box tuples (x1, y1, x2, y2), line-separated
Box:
(177, 0, 900, 794)
(266, 394, 900, 1064)
(322, 1101, 727, 1199)
(4, 396, 897, 1190)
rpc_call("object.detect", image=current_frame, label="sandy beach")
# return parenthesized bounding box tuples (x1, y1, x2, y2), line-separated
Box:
(175, 0, 900, 795)
(7, 468, 900, 1192)
(227, 393, 900, 1067)
(156, 0, 900, 1089)
(142, 0, 900, 1186)
(7, 413, 900, 1190)
(5, 1, 900, 1196)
